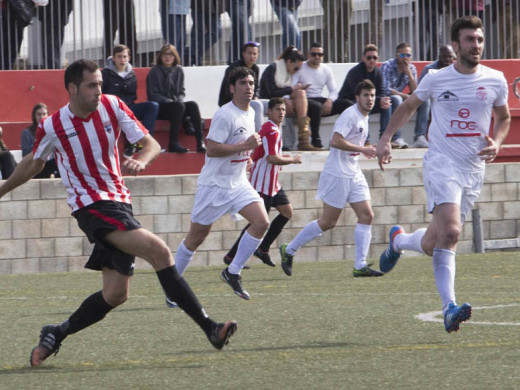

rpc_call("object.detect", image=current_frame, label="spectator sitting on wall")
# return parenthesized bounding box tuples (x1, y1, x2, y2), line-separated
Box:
(338, 43, 391, 146)
(102, 44, 160, 157)
(20, 103, 59, 179)
(147, 44, 206, 153)
(218, 41, 265, 131)
(259, 46, 321, 151)
(292, 42, 353, 148)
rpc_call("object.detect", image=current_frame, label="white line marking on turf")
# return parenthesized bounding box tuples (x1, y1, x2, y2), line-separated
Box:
(416, 303, 520, 326)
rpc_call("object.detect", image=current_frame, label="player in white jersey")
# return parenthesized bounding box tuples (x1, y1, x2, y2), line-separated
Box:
(376, 16, 511, 333)
(0, 59, 237, 367)
(280, 80, 384, 278)
(224, 97, 302, 268)
(172, 67, 269, 301)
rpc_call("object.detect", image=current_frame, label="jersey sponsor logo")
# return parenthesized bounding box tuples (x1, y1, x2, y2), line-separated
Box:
(448, 107, 479, 136)
(233, 126, 248, 136)
(103, 121, 113, 134)
(476, 86, 487, 101)
(66, 131, 79, 139)
(436, 90, 458, 102)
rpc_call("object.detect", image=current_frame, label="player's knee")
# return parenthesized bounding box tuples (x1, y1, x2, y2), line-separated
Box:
(440, 224, 461, 246)
(104, 290, 128, 307)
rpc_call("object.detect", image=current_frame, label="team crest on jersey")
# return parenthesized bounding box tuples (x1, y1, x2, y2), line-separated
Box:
(103, 121, 113, 134)
(358, 127, 364, 133)
(233, 127, 248, 136)
(436, 90, 458, 102)
(476, 86, 487, 101)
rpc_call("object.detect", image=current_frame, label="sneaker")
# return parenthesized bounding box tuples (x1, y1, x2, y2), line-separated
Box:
(30, 325, 62, 367)
(254, 248, 275, 267)
(392, 138, 408, 149)
(208, 320, 238, 350)
(165, 296, 178, 308)
(223, 255, 249, 269)
(444, 302, 472, 333)
(352, 266, 384, 277)
(379, 225, 405, 273)
(413, 135, 429, 148)
(220, 268, 250, 300)
(279, 243, 294, 276)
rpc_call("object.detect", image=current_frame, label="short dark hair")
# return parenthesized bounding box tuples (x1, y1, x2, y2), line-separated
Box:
(242, 41, 260, 52)
(277, 46, 305, 63)
(309, 42, 322, 50)
(396, 42, 410, 52)
(355, 79, 376, 96)
(113, 44, 130, 57)
(451, 15, 483, 43)
(228, 67, 255, 86)
(268, 97, 285, 110)
(64, 59, 99, 90)
(363, 44, 378, 55)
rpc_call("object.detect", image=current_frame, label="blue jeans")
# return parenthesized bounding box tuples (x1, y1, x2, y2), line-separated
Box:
(379, 95, 403, 141)
(129, 101, 159, 135)
(225, 0, 252, 63)
(161, 14, 188, 62)
(270, 2, 301, 49)
(190, 1, 222, 65)
(414, 99, 430, 139)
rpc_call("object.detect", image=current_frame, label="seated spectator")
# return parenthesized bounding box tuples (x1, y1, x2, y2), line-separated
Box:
(259, 46, 321, 151)
(218, 41, 265, 131)
(101, 44, 159, 157)
(293, 42, 353, 148)
(380, 42, 418, 148)
(338, 43, 391, 145)
(20, 103, 59, 179)
(147, 44, 206, 153)
(0, 126, 16, 180)
(413, 44, 456, 148)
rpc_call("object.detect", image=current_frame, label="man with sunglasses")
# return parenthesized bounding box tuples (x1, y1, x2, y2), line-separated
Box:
(292, 42, 352, 148)
(338, 43, 391, 145)
(380, 42, 418, 148)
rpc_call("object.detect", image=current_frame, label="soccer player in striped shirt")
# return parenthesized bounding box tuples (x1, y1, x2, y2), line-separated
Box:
(224, 97, 302, 268)
(0, 59, 237, 367)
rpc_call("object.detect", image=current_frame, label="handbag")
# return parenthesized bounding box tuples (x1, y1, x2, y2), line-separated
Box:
(7, 0, 36, 27)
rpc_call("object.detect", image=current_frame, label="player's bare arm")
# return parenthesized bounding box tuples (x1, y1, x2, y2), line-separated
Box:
(266, 153, 302, 166)
(478, 104, 511, 163)
(376, 94, 423, 170)
(122, 134, 161, 176)
(206, 133, 261, 157)
(330, 132, 376, 158)
(0, 153, 45, 198)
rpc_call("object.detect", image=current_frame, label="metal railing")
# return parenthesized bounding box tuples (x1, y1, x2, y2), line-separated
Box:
(0, 0, 518, 70)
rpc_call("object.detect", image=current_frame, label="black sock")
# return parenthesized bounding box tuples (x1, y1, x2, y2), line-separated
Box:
(58, 290, 114, 341)
(259, 214, 289, 252)
(156, 266, 214, 335)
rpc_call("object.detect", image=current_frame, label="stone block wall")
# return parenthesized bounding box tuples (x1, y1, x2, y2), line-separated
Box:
(0, 163, 519, 274)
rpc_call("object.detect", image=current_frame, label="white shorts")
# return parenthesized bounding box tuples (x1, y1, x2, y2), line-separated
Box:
(423, 152, 484, 223)
(191, 183, 262, 225)
(316, 171, 371, 209)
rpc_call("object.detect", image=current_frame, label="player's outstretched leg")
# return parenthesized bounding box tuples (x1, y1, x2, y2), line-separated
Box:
(444, 303, 472, 333)
(30, 325, 63, 367)
(379, 225, 405, 273)
(208, 321, 238, 349)
(221, 268, 250, 300)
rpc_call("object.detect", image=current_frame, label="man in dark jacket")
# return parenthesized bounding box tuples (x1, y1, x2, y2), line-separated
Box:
(218, 41, 265, 131)
(338, 43, 391, 144)
(102, 44, 159, 156)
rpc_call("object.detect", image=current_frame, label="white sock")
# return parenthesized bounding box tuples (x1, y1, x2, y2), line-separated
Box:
(228, 230, 261, 274)
(432, 248, 456, 312)
(287, 220, 323, 255)
(174, 240, 194, 276)
(354, 223, 372, 270)
(394, 228, 426, 253)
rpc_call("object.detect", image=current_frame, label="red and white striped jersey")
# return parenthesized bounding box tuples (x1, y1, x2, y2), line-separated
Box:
(33, 94, 148, 211)
(249, 120, 282, 196)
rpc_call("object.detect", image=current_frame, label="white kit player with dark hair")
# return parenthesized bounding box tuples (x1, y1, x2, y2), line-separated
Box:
(171, 67, 269, 301)
(280, 79, 384, 278)
(376, 15, 511, 333)
(0, 59, 237, 367)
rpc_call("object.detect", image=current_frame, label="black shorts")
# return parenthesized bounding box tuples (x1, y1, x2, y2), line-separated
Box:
(261, 188, 290, 213)
(73, 201, 142, 276)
